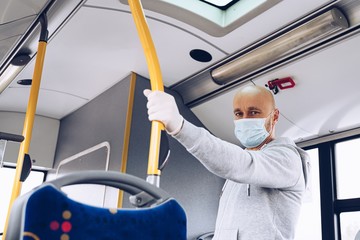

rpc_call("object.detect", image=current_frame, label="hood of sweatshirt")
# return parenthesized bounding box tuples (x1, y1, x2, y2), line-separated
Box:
(268, 137, 311, 190)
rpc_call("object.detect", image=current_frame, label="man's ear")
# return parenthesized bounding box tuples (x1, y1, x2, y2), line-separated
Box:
(273, 109, 280, 125)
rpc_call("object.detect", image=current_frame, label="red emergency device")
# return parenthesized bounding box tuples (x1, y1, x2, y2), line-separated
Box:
(266, 77, 295, 94)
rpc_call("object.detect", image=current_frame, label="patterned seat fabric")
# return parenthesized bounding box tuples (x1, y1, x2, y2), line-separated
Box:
(17, 184, 186, 240)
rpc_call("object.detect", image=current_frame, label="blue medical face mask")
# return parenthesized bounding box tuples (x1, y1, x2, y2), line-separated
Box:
(234, 117, 270, 149)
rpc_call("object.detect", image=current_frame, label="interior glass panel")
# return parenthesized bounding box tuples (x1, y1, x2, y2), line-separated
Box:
(295, 148, 322, 240)
(340, 211, 360, 240)
(335, 138, 360, 199)
(0, 167, 44, 232)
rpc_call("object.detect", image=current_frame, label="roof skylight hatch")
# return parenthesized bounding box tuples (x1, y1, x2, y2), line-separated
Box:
(119, 0, 281, 37)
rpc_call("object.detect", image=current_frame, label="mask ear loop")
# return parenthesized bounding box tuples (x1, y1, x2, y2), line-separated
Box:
(266, 108, 279, 135)
(258, 109, 278, 149)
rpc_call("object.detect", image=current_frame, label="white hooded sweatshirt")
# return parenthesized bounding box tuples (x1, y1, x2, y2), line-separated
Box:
(173, 120, 310, 240)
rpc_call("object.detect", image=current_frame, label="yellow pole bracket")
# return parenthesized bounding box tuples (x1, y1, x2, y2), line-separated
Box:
(128, 0, 164, 178)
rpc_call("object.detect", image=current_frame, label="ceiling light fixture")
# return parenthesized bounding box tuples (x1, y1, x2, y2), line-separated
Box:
(211, 8, 349, 85)
(0, 54, 31, 93)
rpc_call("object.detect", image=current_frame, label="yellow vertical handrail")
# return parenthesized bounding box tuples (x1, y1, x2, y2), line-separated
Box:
(3, 15, 48, 239)
(128, 0, 164, 178)
(118, 72, 137, 208)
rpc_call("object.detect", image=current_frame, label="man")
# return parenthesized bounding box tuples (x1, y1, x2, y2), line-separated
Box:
(144, 85, 309, 240)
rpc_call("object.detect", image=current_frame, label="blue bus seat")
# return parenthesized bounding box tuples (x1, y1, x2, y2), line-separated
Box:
(6, 171, 187, 240)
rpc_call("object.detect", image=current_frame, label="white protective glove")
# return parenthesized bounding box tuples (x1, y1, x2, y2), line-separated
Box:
(143, 89, 184, 135)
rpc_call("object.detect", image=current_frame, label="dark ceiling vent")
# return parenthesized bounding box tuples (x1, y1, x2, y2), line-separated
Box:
(190, 49, 212, 63)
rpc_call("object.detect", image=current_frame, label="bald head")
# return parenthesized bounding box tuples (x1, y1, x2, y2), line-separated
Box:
(234, 85, 275, 110)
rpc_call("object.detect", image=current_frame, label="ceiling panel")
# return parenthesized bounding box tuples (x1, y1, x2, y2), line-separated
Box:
(0, 87, 87, 119)
(0, 0, 48, 24)
(0, 0, 50, 67)
(21, 3, 228, 87)
(6, 3, 226, 119)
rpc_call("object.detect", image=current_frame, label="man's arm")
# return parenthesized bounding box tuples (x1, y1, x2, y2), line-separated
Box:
(174, 120, 303, 189)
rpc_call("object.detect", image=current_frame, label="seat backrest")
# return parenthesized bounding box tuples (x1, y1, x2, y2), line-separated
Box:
(6, 171, 187, 240)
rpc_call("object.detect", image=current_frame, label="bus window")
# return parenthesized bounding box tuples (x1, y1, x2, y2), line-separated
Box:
(335, 138, 360, 199)
(340, 212, 360, 240)
(295, 148, 322, 240)
(0, 167, 45, 232)
(335, 138, 360, 239)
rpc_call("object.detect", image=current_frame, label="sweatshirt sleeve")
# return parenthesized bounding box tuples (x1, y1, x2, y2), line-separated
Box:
(173, 120, 303, 189)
